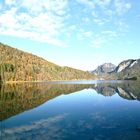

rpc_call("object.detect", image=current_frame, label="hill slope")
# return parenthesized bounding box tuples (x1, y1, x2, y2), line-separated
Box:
(0, 43, 95, 82)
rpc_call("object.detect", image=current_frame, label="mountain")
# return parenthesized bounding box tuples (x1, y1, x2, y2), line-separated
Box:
(112, 59, 138, 73)
(0, 43, 95, 83)
(110, 59, 140, 80)
(91, 59, 140, 80)
(91, 63, 116, 75)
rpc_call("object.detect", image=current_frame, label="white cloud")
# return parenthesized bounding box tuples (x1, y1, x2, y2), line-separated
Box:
(93, 17, 110, 25)
(93, 18, 105, 25)
(0, 0, 132, 49)
(21, 0, 68, 15)
(114, 0, 131, 15)
(68, 25, 77, 30)
(84, 31, 93, 38)
(77, 29, 93, 40)
(82, 17, 90, 24)
(101, 30, 118, 38)
(95, 0, 111, 7)
(78, 0, 131, 18)
(49, 0, 68, 15)
(125, 3, 131, 9)
(0, 7, 18, 28)
(104, 9, 114, 17)
(0, 0, 68, 47)
(92, 11, 98, 17)
(21, 0, 44, 14)
(0, 28, 67, 48)
(116, 20, 129, 33)
(76, 0, 95, 9)
(5, 0, 15, 5)
(77, 0, 112, 8)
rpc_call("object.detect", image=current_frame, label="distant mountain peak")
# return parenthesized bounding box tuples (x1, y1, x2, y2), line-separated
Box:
(91, 63, 116, 75)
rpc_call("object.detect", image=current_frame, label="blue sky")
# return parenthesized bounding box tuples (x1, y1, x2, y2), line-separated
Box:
(0, 0, 140, 70)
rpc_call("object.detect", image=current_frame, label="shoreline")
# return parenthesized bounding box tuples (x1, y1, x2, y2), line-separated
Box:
(1, 78, 138, 85)
(4, 79, 97, 84)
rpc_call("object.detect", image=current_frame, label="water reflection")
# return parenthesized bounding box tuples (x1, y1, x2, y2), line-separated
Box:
(0, 81, 140, 121)
(0, 81, 140, 140)
(1, 113, 68, 140)
(0, 83, 92, 121)
(94, 81, 140, 100)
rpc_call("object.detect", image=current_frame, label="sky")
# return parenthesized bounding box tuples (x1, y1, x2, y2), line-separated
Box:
(0, 0, 140, 70)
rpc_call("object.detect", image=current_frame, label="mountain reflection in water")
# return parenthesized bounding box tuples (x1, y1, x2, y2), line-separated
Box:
(0, 81, 140, 140)
(0, 81, 140, 121)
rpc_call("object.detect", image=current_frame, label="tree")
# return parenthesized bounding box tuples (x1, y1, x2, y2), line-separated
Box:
(13, 54, 17, 81)
(0, 53, 5, 83)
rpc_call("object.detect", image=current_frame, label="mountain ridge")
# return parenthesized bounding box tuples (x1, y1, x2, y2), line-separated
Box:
(110, 58, 140, 80)
(92, 59, 140, 80)
(91, 63, 116, 76)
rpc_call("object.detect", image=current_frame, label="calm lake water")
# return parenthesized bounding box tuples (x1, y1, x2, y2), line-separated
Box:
(1, 80, 140, 140)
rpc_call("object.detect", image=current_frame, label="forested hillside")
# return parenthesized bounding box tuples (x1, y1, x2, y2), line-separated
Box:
(0, 43, 95, 83)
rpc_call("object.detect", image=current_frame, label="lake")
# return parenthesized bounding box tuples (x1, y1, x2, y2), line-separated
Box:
(0, 80, 140, 140)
